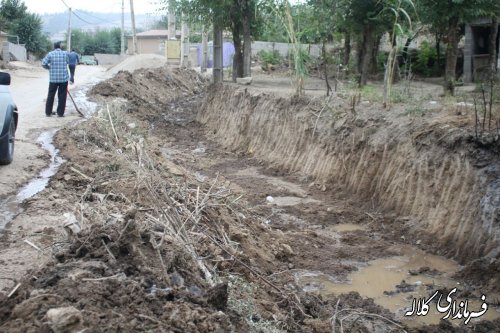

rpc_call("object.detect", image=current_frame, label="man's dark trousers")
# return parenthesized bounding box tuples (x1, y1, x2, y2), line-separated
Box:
(45, 82, 68, 116)
(68, 64, 75, 83)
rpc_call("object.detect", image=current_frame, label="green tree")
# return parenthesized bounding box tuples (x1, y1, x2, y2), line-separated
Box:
(68, 28, 122, 55)
(11, 12, 48, 55)
(381, 0, 415, 108)
(343, 0, 389, 86)
(417, 0, 500, 95)
(169, 0, 260, 81)
(0, 0, 26, 32)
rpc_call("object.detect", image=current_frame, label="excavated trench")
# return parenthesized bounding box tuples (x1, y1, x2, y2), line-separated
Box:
(195, 83, 500, 328)
(199, 84, 500, 263)
(2, 68, 498, 332)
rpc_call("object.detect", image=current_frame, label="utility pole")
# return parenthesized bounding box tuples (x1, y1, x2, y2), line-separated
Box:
(201, 28, 208, 73)
(181, 20, 189, 67)
(67, 8, 72, 51)
(129, 0, 137, 54)
(213, 23, 223, 83)
(168, 0, 176, 40)
(121, 0, 125, 55)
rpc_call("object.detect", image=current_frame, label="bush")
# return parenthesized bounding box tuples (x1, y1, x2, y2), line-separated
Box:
(258, 49, 282, 71)
(413, 41, 443, 77)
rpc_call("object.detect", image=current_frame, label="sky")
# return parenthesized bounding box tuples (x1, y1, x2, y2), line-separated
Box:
(22, 0, 164, 15)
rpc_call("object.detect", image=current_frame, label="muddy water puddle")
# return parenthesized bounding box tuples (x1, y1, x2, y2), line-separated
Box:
(0, 130, 63, 230)
(296, 244, 500, 327)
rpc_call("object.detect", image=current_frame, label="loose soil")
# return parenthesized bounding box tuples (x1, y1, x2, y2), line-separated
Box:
(0, 67, 498, 332)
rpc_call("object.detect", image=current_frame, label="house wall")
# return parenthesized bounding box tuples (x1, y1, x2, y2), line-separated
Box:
(464, 19, 500, 83)
(127, 38, 166, 55)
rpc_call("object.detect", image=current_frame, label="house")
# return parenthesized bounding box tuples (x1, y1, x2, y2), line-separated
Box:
(463, 18, 500, 83)
(127, 29, 181, 55)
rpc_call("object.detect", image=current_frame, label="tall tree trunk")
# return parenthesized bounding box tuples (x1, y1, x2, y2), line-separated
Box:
(359, 25, 375, 87)
(444, 17, 459, 95)
(230, 1, 243, 82)
(231, 23, 244, 82)
(343, 32, 351, 67)
(435, 32, 441, 74)
(370, 34, 381, 74)
(322, 40, 332, 96)
(241, 0, 252, 77)
(488, 17, 499, 77)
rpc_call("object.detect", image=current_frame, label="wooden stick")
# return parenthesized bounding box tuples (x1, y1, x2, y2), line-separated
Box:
(67, 89, 84, 117)
(70, 166, 92, 181)
(7, 283, 21, 298)
(101, 239, 116, 262)
(24, 239, 42, 252)
(106, 104, 119, 143)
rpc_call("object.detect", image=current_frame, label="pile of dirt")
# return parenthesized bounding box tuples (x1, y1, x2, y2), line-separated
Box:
(107, 54, 168, 75)
(0, 221, 237, 332)
(0, 92, 325, 332)
(89, 67, 208, 118)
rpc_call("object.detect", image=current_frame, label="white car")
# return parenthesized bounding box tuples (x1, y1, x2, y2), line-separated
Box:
(0, 72, 18, 165)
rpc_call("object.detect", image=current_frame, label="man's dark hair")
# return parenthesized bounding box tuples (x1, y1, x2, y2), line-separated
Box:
(54, 42, 62, 49)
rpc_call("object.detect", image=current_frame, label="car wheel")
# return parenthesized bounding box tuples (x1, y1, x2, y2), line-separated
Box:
(0, 118, 15, 165)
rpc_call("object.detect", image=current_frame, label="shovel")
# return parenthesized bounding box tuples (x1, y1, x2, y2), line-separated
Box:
(67, 89, 84, 117)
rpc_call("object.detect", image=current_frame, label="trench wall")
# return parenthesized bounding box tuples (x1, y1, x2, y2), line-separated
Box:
(198, 84, 499, 262)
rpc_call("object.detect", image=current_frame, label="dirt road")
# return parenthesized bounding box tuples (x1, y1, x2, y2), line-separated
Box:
(0, 62, 106, 198)
(0, 62, 107, 293)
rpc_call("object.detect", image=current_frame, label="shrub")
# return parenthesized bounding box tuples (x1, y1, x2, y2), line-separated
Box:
(413, 41, 442, 77)
(258, 49, 282, 71)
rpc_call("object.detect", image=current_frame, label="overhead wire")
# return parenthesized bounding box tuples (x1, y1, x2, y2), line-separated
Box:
(59, 0, 108, 26)
(71, 10, 95, 25)
(74, 10, 119, 25)
(59, 0, 70, 9)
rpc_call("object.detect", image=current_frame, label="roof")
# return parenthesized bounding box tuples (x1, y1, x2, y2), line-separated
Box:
(0, 31, 8, 36)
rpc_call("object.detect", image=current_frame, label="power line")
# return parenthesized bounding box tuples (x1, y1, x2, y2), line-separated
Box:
(74, 10, 119, 25)
(60, 0, 70, 9)
(71, 11, 95, 25)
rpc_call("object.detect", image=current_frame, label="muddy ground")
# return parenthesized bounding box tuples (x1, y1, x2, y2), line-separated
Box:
(0, 67, 499, 333)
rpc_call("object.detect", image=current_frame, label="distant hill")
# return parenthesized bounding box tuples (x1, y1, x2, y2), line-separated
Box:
(41, 10, 164, 38)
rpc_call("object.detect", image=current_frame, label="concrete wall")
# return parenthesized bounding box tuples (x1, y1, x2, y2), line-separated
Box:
(188, 40, 325, 69)
(463, 18, 500, 83)
(251, 41, 323, 58)
(2, 41, 26, 62)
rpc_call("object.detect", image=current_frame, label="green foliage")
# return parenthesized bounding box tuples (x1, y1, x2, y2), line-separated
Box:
(0, 0, 26, 31)
(376, 52, 388, 73)
(70, 28, 122, 55)
(0, 0, 51, 56)
(412, 41, 443, 77)
(11, 12, 49, 55)
(258, 49, 282, 70)
(360, 84, 383, 102)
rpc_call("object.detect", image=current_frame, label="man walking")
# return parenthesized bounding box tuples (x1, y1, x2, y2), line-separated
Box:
(42, 42, 69, 117)
(68, 49, 79, 84)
